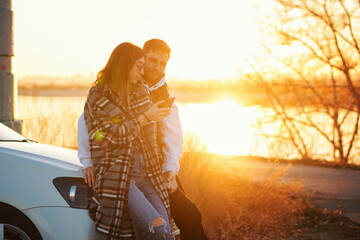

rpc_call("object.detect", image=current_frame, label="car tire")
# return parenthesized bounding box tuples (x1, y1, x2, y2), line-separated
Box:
(0, 205, 42, 240)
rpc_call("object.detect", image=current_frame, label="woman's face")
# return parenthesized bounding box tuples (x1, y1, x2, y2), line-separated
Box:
(129, 57, 145, 84)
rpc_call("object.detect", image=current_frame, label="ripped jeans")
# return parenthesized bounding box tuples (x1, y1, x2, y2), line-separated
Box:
(128, 176, 174, 240)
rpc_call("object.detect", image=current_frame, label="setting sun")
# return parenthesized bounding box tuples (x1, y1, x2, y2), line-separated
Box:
(179, 98, 267, 156)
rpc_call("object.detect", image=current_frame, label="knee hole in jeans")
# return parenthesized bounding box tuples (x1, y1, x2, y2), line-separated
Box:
(148, 216, 168, 235)
(151, 216, 165, 227)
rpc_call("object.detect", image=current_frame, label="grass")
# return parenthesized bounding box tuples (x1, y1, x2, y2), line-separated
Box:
(16, 96, 360, 239)
(290, 204, 360, 240)
(179, 135, 306, 239)
(178, 142, 360, 239)
(18, 96, 83, 149)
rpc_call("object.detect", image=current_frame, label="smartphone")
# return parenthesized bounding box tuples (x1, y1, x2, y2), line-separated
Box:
(159, 97, 175, 108)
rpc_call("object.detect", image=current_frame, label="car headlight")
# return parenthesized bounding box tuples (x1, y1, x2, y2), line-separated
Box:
(53, 177, 92, 209)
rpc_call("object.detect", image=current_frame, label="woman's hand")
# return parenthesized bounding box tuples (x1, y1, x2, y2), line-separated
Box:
(166, 181, 177, 195)
(164, 171, 177, 194)
(144, 101, 171, 122)
(83, 166, 95, 187)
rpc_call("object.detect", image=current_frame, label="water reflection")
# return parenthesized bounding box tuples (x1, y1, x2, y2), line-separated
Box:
(178, 99, 268, 156)
(178, 98, 360, 164)
(18, 96, 360, 164)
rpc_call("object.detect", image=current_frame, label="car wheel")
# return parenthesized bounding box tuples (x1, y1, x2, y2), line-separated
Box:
(0, 205, 42, 240)
(0, 223, 32, 240)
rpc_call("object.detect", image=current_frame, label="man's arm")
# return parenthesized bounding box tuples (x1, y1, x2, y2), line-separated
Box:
(159, 96, 183, 175)
(77, 112, 93, 169)
(78, 112, 95, 187)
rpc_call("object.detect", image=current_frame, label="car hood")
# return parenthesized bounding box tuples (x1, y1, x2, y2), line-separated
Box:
(0, 142, 83, 172)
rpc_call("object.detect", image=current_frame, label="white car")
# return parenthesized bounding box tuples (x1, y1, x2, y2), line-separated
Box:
(0, 123, 99, 240)
(0, 123, 180, 240)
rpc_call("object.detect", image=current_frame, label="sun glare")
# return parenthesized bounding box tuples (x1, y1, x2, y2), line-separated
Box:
(179, 98, 268, 156)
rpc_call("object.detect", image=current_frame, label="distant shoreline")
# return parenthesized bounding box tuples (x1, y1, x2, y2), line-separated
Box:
(19, 87, 89, 97)
(18, 87, 256, 105)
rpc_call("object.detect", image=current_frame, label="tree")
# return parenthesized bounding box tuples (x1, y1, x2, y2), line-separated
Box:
(247, 0, 360, 163)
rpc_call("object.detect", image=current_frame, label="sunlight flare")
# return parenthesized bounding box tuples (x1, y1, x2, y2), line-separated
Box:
(179, 98, 267, 156)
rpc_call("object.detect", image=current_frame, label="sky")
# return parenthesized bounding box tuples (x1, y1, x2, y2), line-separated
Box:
(13, 0, 273, 80)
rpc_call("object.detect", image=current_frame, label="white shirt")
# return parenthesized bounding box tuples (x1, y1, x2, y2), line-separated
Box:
(77, 76, 183, 174)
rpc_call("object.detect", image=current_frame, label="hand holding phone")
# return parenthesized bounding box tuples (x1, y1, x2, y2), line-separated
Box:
(159, 97, 175, 108)
(143, 100, 172, 122)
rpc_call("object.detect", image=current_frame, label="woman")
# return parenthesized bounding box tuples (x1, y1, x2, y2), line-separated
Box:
(83, 42, 174, 240)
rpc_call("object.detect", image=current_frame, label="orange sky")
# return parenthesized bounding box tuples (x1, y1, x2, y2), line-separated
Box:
(13, 0, 275, 80)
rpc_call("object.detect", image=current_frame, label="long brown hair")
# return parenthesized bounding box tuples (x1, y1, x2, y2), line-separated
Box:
(96, 42, 144, 108)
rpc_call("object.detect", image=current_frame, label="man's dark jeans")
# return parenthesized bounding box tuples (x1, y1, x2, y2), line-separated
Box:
(169, 177, 209, 240)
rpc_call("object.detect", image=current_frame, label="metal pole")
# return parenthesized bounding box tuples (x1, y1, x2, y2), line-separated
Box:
(0, 0, 22, 133)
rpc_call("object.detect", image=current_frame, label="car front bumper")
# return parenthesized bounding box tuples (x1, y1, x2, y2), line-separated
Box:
(22, 206, 100, 240)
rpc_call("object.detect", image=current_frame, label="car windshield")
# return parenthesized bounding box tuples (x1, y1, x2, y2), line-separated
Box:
(0, 123, 26, 141)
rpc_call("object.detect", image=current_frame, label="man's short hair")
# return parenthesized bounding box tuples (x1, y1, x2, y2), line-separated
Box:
(143, 39, 171, 56)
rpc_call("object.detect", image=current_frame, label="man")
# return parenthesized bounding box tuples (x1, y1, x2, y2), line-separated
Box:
(78, 39, 208, 240)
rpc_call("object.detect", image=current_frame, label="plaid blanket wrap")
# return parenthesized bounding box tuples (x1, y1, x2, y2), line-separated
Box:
(83, 81, 170, 239)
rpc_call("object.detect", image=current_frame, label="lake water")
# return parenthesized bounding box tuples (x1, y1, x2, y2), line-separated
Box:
(177, 99, 268, 156)
(17, 96, 360, 164)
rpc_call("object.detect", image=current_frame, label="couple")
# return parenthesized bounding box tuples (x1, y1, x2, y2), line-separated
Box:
(77, 39, 208, 240)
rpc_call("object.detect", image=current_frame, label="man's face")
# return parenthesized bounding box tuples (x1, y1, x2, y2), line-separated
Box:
(143, 50, 170, 84)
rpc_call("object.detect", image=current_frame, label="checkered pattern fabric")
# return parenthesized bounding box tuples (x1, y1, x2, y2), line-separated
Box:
(84, 81, 170, 239)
